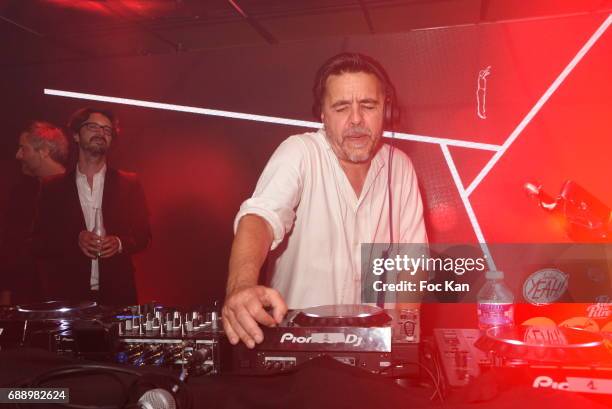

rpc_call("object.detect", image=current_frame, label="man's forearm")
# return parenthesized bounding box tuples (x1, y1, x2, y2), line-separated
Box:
(226, 214, 274, 295)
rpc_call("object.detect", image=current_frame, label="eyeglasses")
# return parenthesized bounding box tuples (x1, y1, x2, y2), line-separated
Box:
(80, 122, 114, 136)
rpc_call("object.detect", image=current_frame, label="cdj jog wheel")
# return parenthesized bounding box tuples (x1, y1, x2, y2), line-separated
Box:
(292, 304, 392, 327)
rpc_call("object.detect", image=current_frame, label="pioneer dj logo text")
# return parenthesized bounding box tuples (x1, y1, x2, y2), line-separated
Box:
(280, 333, 363, 347)
(532, 376, 569, 391)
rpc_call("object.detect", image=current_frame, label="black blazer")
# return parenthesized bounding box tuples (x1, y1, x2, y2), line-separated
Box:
(32, 168, 151, 305)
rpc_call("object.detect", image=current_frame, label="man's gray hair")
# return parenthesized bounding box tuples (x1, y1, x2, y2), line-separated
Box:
(24, 121, 69, 165)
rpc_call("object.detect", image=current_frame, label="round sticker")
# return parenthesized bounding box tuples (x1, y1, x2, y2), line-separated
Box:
(522, 268, 568, 306)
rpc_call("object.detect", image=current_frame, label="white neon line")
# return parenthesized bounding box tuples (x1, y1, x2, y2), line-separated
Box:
(44, 88, 502, 151)
(383, 131, 501, 151)
(227, 0, 248, 18)
(440, 144, 497, 270)
(466, 13, 612, 197)
(412, 11, 610, 33)
(44, 89, 322, 129)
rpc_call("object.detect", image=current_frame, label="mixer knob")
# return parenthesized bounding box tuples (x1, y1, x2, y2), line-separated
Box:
(116, 351, 128, 364)
(210, 311, 219, 331)
(116, 343, 141, 364)
(164, 346, 183, 364)
(127, 345, 145, 365)
(196, 347, 211, 361)
(183, 346, 194, 362)
(183, 313, 194, 331)
(190, 311, 200, 327)
(141, 345, 163, 366)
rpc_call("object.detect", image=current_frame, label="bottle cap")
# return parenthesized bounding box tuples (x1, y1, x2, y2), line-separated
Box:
(485, 270, 504, 280)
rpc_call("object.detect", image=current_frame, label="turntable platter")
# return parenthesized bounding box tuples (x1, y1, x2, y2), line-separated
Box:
(14, 300, 98, 320)
(475, 325, 609, 364)
(293, 304, 392, 327)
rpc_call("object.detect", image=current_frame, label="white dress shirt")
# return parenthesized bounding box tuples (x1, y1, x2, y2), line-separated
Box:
(76, 164, 106, 291)
(234, 129, 427, 309)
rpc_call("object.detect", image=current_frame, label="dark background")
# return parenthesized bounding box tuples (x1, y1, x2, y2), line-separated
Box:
(1, 1, 610, 306)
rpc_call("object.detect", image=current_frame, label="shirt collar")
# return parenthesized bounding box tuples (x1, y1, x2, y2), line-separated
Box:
(76, 163, 107, 180)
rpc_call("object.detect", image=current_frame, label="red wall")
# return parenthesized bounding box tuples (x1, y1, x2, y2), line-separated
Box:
(0, 12, 609, 306)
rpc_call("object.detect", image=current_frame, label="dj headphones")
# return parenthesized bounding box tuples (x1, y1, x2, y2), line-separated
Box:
(312, 52, 400, 130)
(21, 363, 192, 409)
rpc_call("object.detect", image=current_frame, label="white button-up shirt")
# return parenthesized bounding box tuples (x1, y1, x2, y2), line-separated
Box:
(76, 165, 106, 291)
(234, 130, 427, 309)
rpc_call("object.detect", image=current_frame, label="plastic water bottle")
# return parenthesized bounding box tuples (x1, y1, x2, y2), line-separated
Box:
(477, 270, 514, 331)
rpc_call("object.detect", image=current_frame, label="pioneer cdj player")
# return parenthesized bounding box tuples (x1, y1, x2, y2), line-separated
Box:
(227, 304, 420, 376)
(434, 325, 612, 402)
(0, 301, 114, 354)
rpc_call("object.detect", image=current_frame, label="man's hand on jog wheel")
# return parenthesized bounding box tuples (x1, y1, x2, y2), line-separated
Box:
(222, 285, 288, 349)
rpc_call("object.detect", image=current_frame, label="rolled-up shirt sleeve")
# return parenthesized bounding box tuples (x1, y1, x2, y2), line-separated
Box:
(234, 136, 306, 250)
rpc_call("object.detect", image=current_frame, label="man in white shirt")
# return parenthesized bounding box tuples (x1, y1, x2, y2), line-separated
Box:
(223, 53, 427, 348)
(33, 108, 151, 305)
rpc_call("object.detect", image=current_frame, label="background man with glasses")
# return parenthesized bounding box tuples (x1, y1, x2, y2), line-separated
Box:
(33, 107, 152, 305)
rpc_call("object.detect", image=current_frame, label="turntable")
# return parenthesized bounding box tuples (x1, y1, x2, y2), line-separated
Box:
(476, 326, 612, 401)
(292, 304, 392, 327)
(434, 325, 612, 395)
(11, 300, 100, 320)
(227, 304, 403, 375)
(475, 325, 610, 365)
(261, 304, 392, 352)
(0, 300, 112, 353)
